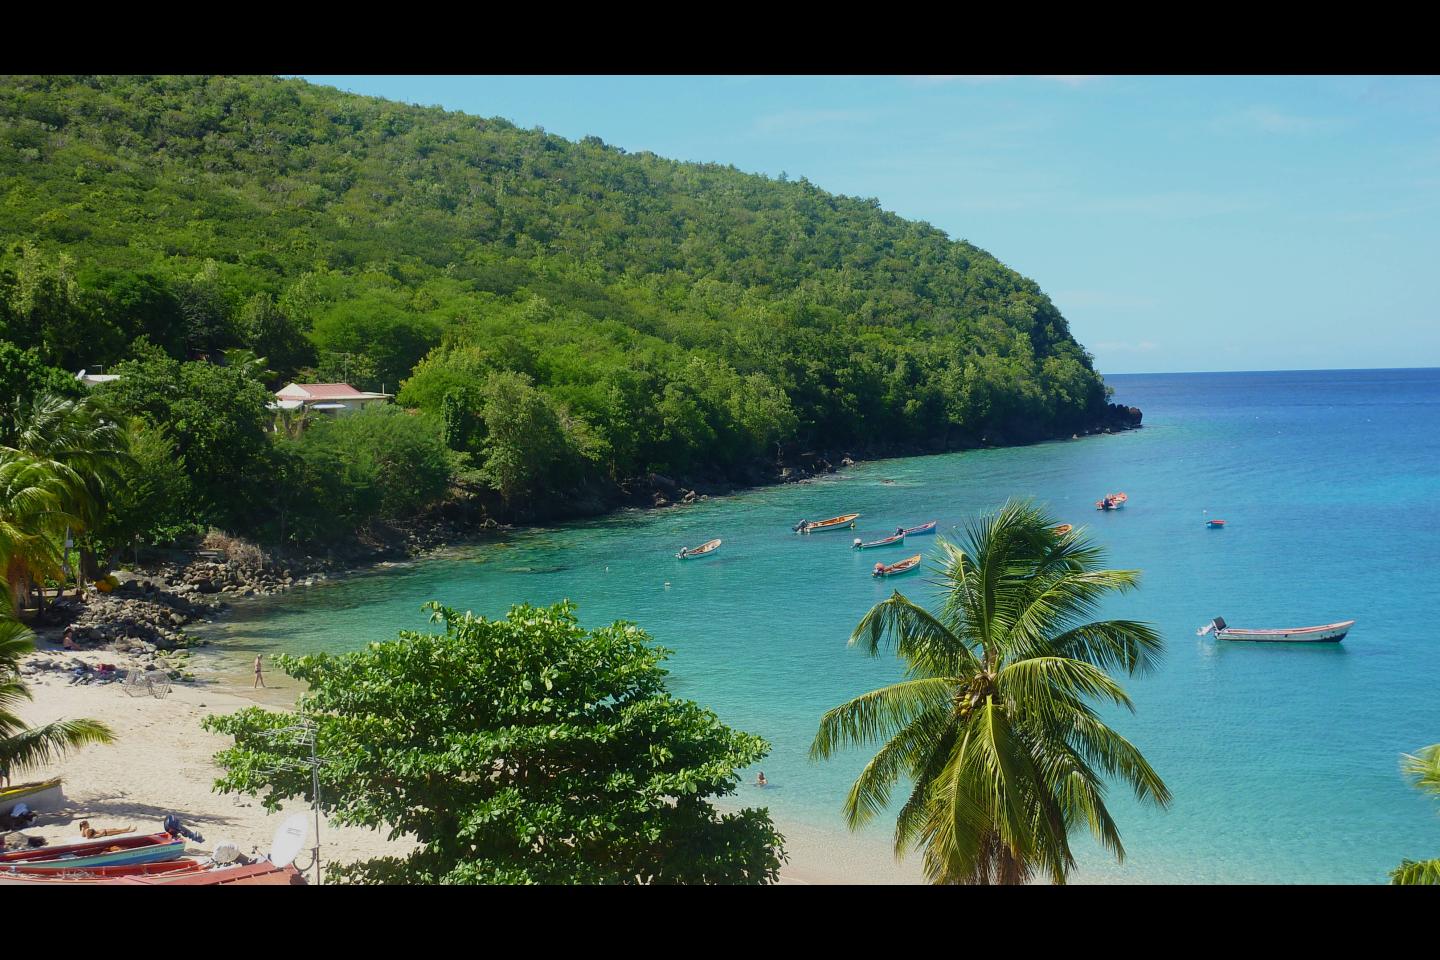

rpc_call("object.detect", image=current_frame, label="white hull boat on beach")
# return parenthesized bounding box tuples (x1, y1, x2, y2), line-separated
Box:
(1198, 616, 1354, 643)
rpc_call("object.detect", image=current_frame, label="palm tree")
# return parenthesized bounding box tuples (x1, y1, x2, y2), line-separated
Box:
(0, 451, 72, 614)
(1, 392, 131, 600)
(811, 499, 1170, 884)
(0, 584, 113, 783)
(1390, 744, 1440, 884)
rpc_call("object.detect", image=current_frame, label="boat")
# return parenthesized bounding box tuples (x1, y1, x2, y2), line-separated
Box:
(1206, 519, 1226, 528)
(1051, 524, 1073, 536)
(1197, 617, 1355, 643)
(0, 860, 305, 886)
(797, 513, 860, 534)
(0, 859, 208, 884)
(0, 832, 187, 872)
(0, 778, 63, 813)
(872, 554, 922, 577)
(677, 538, 722, 559)
(853, 532, 906, 550)
(1095, 492, 1128, 510)
(900, 521, 938, 536)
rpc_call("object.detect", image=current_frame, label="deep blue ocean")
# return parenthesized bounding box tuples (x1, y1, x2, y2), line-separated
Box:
(197, 369, 1440, 883)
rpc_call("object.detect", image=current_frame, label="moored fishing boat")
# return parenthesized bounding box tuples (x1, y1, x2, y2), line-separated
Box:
(853, 532, 906, 550)
(900, 520, 938, 536)
(0, 859, 305, 886)
(1051, 523, 1073, 536)
(0, 832, 186, 872)
(0, 778, 62, 813)
(795, 513, 860, 534)
(1095, 492, 1128, 510)
(872, 554, 922, 577)
(1206, 519, 1226, 528)
(677, 538, 722, 559)
(1197, 617, 1354, 643)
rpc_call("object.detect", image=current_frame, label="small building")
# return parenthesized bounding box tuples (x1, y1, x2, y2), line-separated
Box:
(75, 369, 120, 388)
(272, 383, 393, 417)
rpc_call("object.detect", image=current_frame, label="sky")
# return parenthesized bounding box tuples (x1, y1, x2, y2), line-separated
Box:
(301, 75, 1440, 374)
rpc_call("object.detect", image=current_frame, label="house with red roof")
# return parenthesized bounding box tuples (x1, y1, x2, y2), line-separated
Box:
(272, 382, 393, 416)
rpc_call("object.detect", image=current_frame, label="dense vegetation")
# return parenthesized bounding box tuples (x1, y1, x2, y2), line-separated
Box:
(0, 74, 1120, 550)
(812, 500, 1169, 884)
(204, 601, 786, 884)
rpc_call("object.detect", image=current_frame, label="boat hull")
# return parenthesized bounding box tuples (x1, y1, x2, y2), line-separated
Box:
(802, 513, 860, 533)
(901, 521, 937, 536)
(854, 534, 906, 550)
(677, 538, 721, 559)
(0, 839, 187, 873)
(1215, 619, 1355, 643)
(873, 554, 923, 577)
(0, 778, 63, 813)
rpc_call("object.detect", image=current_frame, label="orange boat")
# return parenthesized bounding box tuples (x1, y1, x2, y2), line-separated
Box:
(1095, 492, 1128, 511)
(796, 513, 860, 534)
(1052, 524, 1073, 536)
(872, 554, 922, 577)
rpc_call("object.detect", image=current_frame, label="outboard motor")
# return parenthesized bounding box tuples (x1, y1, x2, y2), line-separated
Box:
(163, 814, 205, 843)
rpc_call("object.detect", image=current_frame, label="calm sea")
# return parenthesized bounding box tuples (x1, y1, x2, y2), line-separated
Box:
(196, 369, 1440, 883)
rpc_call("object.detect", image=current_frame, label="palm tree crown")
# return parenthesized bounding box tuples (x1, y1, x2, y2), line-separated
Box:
(812, 499, 1170, 884)
(1390, 744, 1440, 885)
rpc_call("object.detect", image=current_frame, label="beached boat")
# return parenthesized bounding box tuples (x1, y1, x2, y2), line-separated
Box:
(677, 538, 722, 559)
(1095, 492, 1128, 510)
(797, 513, 860, 534)
(1197, 617, 1354, 643)
(1051, 524, 1073, 536)
(901, 521, 938, 536)
(0, 860, 305, 886)
(0, 777, 63, 813)
(0, 859, 207, 884)
(853, 532, 906, 550)
(1206, 519, 1226, 528)
(872, 554, 922, 577)
(0, 832, 186, 872)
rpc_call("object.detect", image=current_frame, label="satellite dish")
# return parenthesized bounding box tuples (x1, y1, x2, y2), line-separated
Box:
(269, 813, 310, 867)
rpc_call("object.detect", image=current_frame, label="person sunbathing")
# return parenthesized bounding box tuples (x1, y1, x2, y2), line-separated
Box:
(78, 820, 134, 839)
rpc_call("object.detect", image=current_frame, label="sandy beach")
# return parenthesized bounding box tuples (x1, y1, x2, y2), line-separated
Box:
(11, 645, 911, 885)
(8, 648, 410, 881)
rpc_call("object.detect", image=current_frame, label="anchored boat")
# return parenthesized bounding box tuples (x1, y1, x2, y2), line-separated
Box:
(872, 554, 922, 577)
(900, 521, 938, 536)
(677, 538, 722, 559)
(796, 513, 860, 534)
(853, 532, 906, 550)
(1206, 519, 1226, 528)
(1095, 492, 1128, 511)
(1197, 617, 1354, 643)
(1051, 524, 1073, 536)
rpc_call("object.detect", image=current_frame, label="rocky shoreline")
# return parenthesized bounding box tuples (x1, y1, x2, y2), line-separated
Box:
(22, 407, 1143, 669)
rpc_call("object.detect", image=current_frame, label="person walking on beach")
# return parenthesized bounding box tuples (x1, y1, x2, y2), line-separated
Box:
(253, 655, 266, 689)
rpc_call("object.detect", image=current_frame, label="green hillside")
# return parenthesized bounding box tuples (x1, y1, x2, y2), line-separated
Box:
(0, 74, 1128, 546)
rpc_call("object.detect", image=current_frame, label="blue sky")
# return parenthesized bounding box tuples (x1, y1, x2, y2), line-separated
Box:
(302, 76, 1440, 374)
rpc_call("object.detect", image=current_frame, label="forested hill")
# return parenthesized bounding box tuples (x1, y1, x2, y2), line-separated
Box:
(0, 74, 1132, 545)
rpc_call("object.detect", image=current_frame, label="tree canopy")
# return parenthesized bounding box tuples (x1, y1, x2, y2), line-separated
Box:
(202, 601, 787, 884)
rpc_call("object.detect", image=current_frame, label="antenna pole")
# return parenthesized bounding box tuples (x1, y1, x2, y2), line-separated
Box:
(309, 720, 323, 886)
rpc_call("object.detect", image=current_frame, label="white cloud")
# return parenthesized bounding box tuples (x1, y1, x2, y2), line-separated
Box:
(1092, 340, 1161, 353)
(1214, 106, 1340, 135)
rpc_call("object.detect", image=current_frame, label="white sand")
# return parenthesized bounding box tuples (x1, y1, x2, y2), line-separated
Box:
(10, 651, 409, 881)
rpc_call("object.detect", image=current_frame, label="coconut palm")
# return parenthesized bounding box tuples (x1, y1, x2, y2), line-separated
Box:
(1, 392, 131, 599)
(0, 451, 72, 613)
(811, 499, 1170, 884)
(0, 585, 114, 781)
(1390, 744, 1440, 885)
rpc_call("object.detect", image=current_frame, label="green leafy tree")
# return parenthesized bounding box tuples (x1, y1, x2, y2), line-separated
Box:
(811, 500, 1170, 884)
(296, 405, 451, 522)
(1390, 744, 1440, 884)
(239, 292, 314, 382)
(203, 601, 787, 884)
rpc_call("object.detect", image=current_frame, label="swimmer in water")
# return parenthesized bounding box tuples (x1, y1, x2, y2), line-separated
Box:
(755, 772, 768, 787)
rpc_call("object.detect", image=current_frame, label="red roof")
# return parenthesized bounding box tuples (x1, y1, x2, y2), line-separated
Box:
(288, 383, 365, 400)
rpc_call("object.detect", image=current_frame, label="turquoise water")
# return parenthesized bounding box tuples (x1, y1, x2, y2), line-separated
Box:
(200, 369, 1440, 883)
